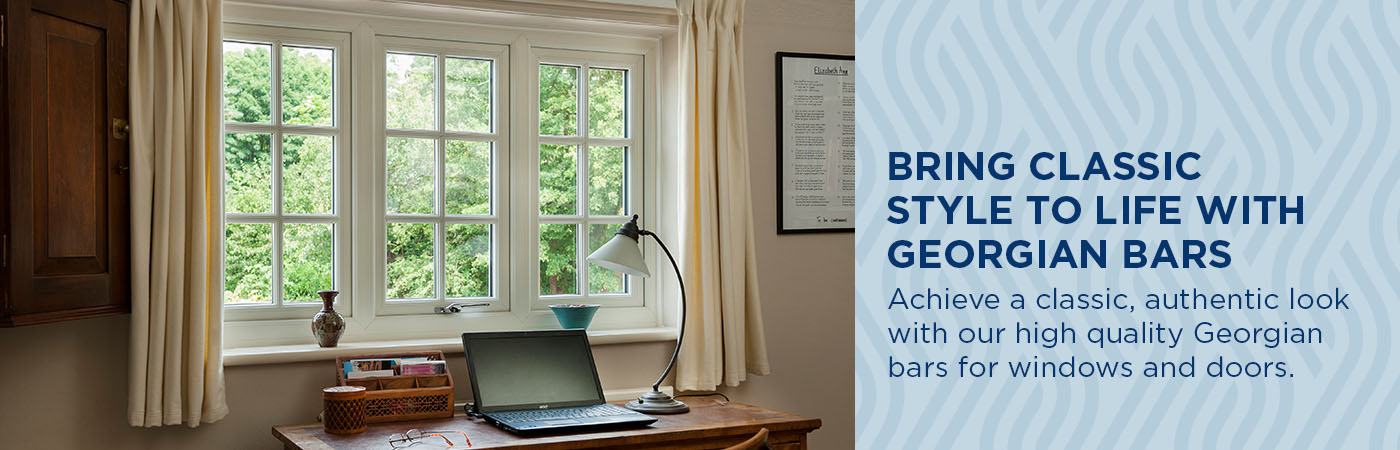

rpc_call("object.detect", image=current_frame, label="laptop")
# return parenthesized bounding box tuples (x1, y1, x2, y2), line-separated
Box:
(461, 329, 658, 435)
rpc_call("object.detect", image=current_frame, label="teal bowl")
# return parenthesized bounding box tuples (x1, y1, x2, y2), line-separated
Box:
(549, 304, 601, 329)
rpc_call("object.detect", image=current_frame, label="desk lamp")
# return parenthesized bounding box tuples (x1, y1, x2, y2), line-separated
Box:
(586, 215, 690, 414)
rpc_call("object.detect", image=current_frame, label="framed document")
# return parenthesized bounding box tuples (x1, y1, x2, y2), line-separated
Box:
(776, 52, 856, 233)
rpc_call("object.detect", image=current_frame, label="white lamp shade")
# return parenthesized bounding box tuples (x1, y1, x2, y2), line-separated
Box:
(586, 233, 651, 278)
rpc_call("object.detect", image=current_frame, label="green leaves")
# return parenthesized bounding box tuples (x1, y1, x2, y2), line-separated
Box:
(540, 65, 579, 136)
(224, 133, 272, 214)
(386, 137, 436, 215)
(282, 46, 334, 126)
(588, 68, 626, 138)
(282, 135, 334, 215)
(386, 222, 435, 299)
(383, 52, 496, 300)
(284, 224, 334, 302)
(386, 53, 436, 130)
(225, 224, 272, 303)
(446, 57, 492, 133)
(223, 41, 339, 304)
(224, 41, 634, 303)
(538, 64, 630, 296)
(446, 140, 492, 215)
(223, 42, 271, 123)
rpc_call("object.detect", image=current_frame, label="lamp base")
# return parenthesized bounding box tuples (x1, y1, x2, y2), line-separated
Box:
(624, 390, 690, 414)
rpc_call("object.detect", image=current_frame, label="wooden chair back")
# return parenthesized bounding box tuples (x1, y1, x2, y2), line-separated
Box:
(723, 428, 770, 450)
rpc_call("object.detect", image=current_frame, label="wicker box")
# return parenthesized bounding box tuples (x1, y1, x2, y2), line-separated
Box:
(334, 351, 454, 423)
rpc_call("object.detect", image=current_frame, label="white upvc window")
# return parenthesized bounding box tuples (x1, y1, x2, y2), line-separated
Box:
(221, 24, 351, 322)
(375, 37, 512, 316)
(219, 8, 663, 348)
(531, 49, 645, 311)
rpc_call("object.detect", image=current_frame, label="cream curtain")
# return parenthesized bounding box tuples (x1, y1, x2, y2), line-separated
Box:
(127, 0, 228, 428)
(676, 0, 770, 392)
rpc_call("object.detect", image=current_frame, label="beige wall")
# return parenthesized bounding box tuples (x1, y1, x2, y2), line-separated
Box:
(0, 0, 854, 448)
(719, 1, 855, 449)
(0, 316, 674, 448)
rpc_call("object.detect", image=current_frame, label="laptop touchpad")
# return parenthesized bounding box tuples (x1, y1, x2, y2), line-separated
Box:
(542, 419, 580, 425)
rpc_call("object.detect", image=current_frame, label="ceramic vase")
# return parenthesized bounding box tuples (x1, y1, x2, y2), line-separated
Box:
(312, 290, 345, 347)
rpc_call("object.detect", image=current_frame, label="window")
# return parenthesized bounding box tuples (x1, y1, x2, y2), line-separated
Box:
(534, 50, 644, 309)
(219, 12, 661, 347)
(222, 25, 349, 321)
(378, 38, 511, 315)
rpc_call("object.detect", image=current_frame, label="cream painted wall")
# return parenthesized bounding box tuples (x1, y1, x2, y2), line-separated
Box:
(714, 1, 856, 450)
(0, 0, 854, 448)
(0, 315, 673, 448)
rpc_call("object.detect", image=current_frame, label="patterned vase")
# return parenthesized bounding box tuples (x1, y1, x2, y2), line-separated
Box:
(312, 290, 345, 347)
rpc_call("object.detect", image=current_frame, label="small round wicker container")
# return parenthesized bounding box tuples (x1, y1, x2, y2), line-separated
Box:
(322, 385, 368, 435)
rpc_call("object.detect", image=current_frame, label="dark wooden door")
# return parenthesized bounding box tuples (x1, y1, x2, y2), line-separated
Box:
(2, 0, 130, 326)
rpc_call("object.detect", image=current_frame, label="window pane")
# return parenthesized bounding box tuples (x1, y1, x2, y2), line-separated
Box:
(539, 223, 578, 295)
(588, 146, 626, 216)
(445, 140, 491, 215)
(588, 68, 626, 138)
(387, 222, 435, 299)
(539, 144, 577, 215)
(283, 223, 334, 303)
(224, 223, 272, 304)
(223, 41, 271, 124)
(225, 133, 272, 214)
(539, 64, 578, 136)
(386, 137, 436, 214)
(283, 135, 334, 215)
(588, 224, 627, 294)
(386, 53, 436, 130)
(446, 224, 491, 298)
(282, 45, 334, 127)
(445, 57, 491, 133)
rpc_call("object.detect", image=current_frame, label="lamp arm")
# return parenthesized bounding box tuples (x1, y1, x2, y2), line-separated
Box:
(640, 230, 684, 393)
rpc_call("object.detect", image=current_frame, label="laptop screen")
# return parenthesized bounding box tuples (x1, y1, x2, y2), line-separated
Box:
(463, 330, 605, 412)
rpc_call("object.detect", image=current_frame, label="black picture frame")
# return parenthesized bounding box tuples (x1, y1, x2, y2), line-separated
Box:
(775, 52, 856, 234)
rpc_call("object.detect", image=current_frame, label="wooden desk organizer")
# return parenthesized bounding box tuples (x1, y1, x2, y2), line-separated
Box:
(334, 351, 454, 423)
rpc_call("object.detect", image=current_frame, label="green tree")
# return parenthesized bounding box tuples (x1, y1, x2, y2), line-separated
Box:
(223, 43, 336, 303)
(223, 44, 631, 303)
(538, 66, 629, 296)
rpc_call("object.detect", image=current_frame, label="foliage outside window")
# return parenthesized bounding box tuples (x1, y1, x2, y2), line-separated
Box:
(538, 62, 633, 300)
(220, 21, 650, 336)
(382, 48, 499, 304)
(223, 36, 342, 309)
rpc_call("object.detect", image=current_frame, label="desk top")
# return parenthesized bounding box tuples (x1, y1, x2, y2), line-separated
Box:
(272, 399, 821, 449)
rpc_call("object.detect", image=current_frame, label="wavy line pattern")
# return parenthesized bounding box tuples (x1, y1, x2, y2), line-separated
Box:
(854, 0, 1400, 448)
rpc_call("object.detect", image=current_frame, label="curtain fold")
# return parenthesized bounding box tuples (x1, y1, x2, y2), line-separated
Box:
(127, 0, 228, 428)
(676, 0, 770, 392)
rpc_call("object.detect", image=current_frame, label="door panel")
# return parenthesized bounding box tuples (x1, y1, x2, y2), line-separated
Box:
(2, 0, 129, 324)
(34, 11, 107, 272)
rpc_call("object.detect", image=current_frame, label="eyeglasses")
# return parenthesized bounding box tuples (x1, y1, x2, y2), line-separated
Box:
(387, 429, 472, 448)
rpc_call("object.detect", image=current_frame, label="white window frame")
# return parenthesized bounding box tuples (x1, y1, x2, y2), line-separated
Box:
(531, 48, 646, 311)
(220, 6, 664, 349)
(375, 37, 512, 316)
(221, 24, 352, 323)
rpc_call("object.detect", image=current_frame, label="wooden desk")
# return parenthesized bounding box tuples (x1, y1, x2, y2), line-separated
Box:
(272, 399, 821, 449)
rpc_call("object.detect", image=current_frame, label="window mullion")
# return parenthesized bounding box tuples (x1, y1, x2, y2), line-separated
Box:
(435, 54, 448, 303)
(272, 221, 285, 307)
(576, 64, 589, 297)
(270, 41, 286, 308)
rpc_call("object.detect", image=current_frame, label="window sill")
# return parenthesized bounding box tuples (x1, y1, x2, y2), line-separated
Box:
(223, 327, 678, 367)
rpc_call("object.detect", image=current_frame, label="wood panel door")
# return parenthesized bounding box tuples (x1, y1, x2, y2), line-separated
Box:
(2, 0, 130, 326)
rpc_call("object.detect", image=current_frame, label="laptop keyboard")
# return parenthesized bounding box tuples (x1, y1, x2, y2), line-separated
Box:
(494, 404, 637, 422)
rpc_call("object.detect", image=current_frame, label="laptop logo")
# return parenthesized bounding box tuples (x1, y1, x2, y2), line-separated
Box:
(539, 405, 548, 409)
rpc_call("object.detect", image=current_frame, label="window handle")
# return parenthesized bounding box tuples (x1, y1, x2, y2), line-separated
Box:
(435, 302, 489, 314)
